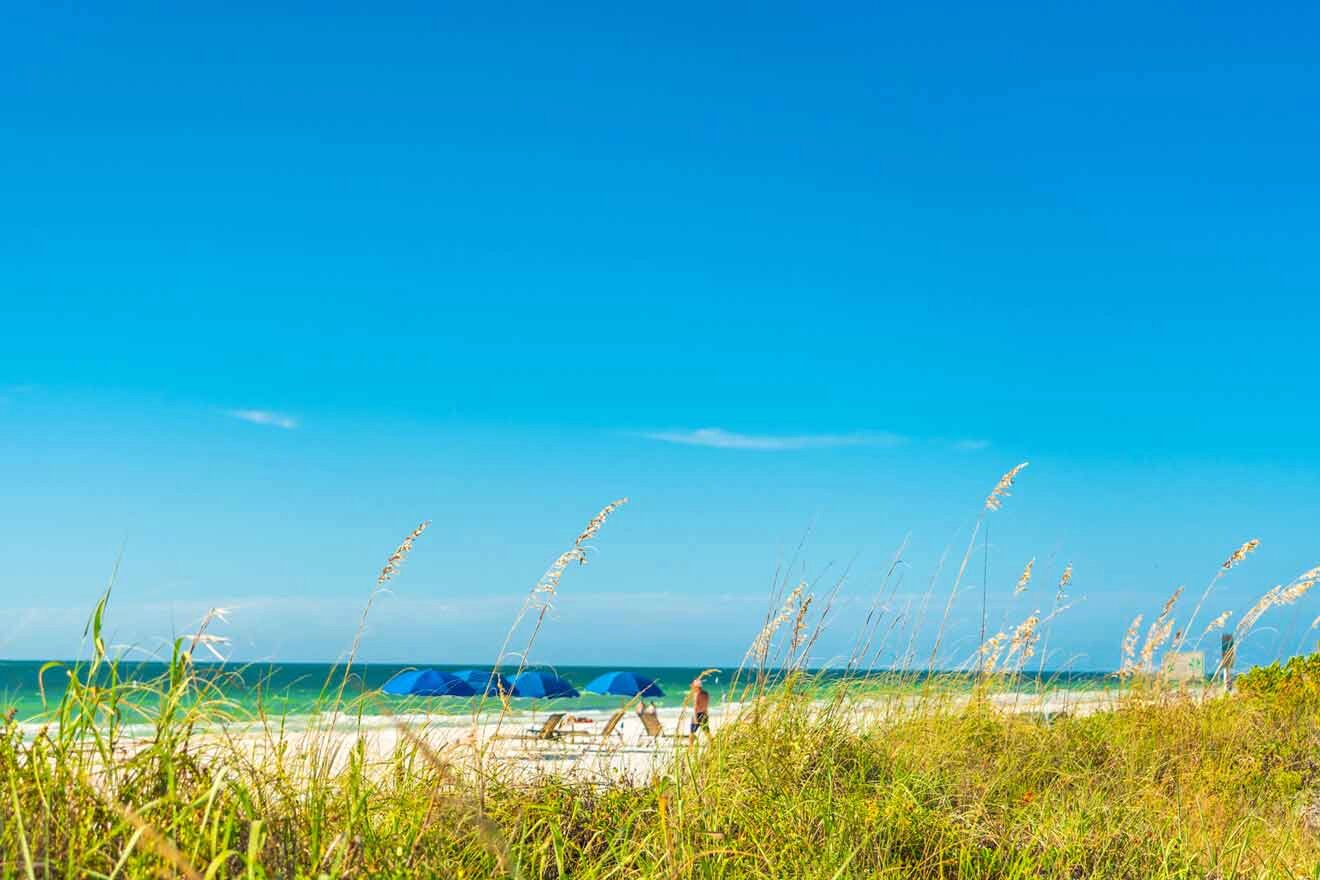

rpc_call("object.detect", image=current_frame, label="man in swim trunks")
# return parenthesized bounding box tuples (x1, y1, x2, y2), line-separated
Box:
(689, 678, 711, 743)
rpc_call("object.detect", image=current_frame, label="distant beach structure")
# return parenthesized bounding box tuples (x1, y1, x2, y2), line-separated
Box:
(1160, 651, 1205, 684)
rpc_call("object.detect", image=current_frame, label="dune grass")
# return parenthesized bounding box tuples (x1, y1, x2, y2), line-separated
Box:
(5, 656, 1320, 878)
(4, 475, 1320, 878)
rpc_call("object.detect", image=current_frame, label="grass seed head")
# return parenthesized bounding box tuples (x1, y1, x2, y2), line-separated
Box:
(1222, 538, 1261, 571)
(575, 497, 629, 547)
(377, 520, 431, 587)
(1140, 618, 1175, 671)
(1118, 613, 1143, 677)
(1014, 558, 1035, 596)
(1056, 563, 1073, 600)
(1004, 611, 1040, 667)
(748, 582, 805, 663)
(1202, 610, 1232, 636)
(1159, 586, 1185, 618)
(985, 461, 1029, 512)
(1279, 566, 1320, 604)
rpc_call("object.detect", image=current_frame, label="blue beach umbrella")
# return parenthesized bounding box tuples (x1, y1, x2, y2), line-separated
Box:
(453, 669, 513, 696)
(511, 670, 579, 699)
(381, 669, 476, 697)
(584, 671, 663, 698)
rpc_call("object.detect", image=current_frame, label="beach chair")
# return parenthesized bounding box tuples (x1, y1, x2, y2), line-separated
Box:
(562, 709, 627, 743)
(598, 709, 626, 739)
(639, 711, 665, 739)
(640, 711, 693, 740)
(523, 712, 567, 742)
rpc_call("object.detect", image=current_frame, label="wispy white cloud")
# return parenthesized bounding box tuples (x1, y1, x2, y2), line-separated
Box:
(226, 409, 299, 430)
(640, 427, 904, 451)
(951, 439, 991, 452)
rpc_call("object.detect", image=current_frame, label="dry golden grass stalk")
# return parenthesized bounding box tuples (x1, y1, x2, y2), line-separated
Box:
(1014, 558, 1034, 596)
(1140, 618, 1175, 672)
(1280, 566, 1320, 603)
(480, 498, 631, 749)
(379, 521, 431, 587)
(183, 606, 232, 663)
(1033, 561, 1075, 677)
(1236, 586, 1283, 639)
(1003, 610, 1040, 668)
(531, 498, 630, 607)
(1202, 610, 1232, 636)
(1181, 537, 1260, 652)
(391, 722, 515, 877)
(494, 499, 629, 666)
(99, 794, 203, 880)
(790, 594, 814, 654)
(343, 521, 432, 681)
(1223, 538, 1261, 570)
(1118, 613, 1143, 677)
(747, 582, 805, 665)
(575, 497, 629, 547)
(1136, 586, 1183, 671)
(1159, 586, 1184, 618)
(932, 463, 1032, 670)
(1232, 565, 1320, 649)
(984, 462, 1029, 512)
(976, 631, 1007, 674)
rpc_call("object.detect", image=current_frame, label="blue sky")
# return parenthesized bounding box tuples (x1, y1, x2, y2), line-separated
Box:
(3, 2, 1319, 670)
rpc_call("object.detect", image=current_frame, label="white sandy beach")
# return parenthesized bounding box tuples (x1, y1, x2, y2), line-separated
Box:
(192, 688, 1137, 785)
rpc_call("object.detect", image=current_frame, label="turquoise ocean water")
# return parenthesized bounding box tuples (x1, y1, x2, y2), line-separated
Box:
(0, 660, 1118, 723)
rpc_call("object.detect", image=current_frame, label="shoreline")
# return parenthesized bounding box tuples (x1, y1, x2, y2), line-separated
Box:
(18, 687, 1164, 784)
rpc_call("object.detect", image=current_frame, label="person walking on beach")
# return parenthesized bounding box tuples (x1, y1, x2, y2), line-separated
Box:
(688, 678, 711, 744)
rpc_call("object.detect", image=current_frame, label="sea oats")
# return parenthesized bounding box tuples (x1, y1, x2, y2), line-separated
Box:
(183, 606, 233, 663)
(1056, 563, 1073, 601)
(1140, 618, 1175, 671)
(1014, 558, 1035, 596)
(378, 521, 431, 587)
(530, 549, 585, 605)
(1003, 611, 1040, 668)
(984, 462, 1029, 512)
(1280, 566, 1320, 604)
(1202, 611, 1232, 636)
(1235, 567, 1320, 640)
(978, 631, 1007, 674)
(1223, 538, 1261, 571)
(790, 594, 814, 653)
(575, 497, 630, 547)
(1160, 586, 1185, 618)
(186, 633, 231, 662)
(1180, 539, 1262, 653)
(530, 499, 631, 607)
(748, 582, 805, 663)
(485, 498, 632, 733)
(1136, 586, 1183, 671)
(1118, 613, 1143, 677)
(1231, 585, 1285, 647)
(339, 520, 435, 708)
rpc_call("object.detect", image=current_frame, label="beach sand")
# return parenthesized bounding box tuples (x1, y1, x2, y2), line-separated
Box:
(194, 687, 1135, 786)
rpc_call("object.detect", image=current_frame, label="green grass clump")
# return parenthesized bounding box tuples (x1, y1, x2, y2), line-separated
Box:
(4, 645, 1320, 879)
(4, 487, 1318, 877)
